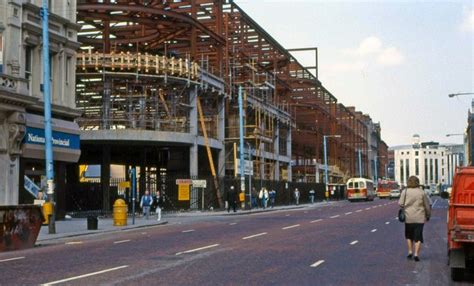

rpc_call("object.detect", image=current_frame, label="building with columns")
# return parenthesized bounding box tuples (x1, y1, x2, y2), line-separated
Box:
(0, 0, 80, 209)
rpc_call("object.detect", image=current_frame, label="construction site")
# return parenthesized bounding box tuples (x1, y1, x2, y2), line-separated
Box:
(69, 0, 388, 213)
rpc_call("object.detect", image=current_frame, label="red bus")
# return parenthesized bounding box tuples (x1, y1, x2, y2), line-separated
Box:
(377, 180, 400, 199)
(346, 178, 375, 202)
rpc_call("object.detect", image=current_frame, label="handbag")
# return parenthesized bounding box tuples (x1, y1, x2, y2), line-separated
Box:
(398, 188, 407, 222)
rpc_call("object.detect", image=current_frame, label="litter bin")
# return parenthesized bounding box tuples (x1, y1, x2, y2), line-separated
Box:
(87, 215, 98, 230)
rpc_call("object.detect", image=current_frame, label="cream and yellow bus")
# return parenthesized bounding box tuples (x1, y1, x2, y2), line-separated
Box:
(346, 178, 375, 202)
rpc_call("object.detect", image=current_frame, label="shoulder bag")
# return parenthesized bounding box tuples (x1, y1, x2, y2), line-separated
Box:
(398, 189, 407, 222)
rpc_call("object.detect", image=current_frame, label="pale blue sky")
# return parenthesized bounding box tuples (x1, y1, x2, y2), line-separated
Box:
(235, 0, 474, 146)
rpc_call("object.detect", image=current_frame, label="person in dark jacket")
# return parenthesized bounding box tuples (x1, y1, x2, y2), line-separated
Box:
(399, 176, 431, 262)
(251, 187, 258, 208)
(227, 186, 238, 213)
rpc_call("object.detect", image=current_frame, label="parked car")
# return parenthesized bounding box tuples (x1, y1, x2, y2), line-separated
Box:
(389, 189, 401, 199)
(448, 167, 474, 281)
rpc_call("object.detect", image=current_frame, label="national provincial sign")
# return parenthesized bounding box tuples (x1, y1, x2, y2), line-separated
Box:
(24, 127, 80, 150)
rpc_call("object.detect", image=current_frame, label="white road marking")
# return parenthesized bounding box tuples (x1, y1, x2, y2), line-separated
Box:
(432, 199, 439, 208)
(386, 221, 390, 225)
(285, 214, 291, 217)
(356, 210, 363, 213)
(282, 224, 300, 230)
(345, 212, 353, 215)
(41, 265, 129, 286)
(176, 244, 220, 256)
(310, 219, 323, 223)
(365, 207, 371, 210)
(0, 256, 25, 263)
(229, 223, 237, 225)
(330, 215, 340, 218)
(141, 232, 147, 235)
(182, 229, 195, 233)
(114, 239, 131, 244)
(371, 229, 377, 233)
(242, 232, 268, 240)
(65, 241, 83, 245)
(350, 240, 359, 245)
(310, 260, 325, 268)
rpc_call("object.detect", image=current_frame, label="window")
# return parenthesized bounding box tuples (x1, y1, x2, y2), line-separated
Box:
(66, 56, 71, 85)
(442, 168, 444, 176)
(348, 182, 353, 188)
(401, 152, 404, 155)
(25, 46, 32, 89)
(434, 151, 437, 155)
(430, 159, 434, 182)
(435, 159, 439, 183)
(359, 182, 365, 189)
(424, 158, 428, 185)
(415, 151, 419, 156)
(400, 160, 404, 184)
(415, 158, 419, 176)
(407, 152, 410, 155)
(442, 152, 444, 156)
(354, 182, 359, 189)
(406, 159, 410, 178)
(424, 151, 426, 154)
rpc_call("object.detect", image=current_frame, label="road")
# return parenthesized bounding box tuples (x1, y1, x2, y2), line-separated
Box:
(0, 197, 472, 285)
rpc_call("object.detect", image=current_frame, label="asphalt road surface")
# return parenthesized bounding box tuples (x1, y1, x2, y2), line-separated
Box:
(1, 197, 472, 285)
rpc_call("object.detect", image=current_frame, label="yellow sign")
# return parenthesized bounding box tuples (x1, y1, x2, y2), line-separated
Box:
(178, 184, 190, 201)
(281, 169, 288, 180)
(239, 192, 245, 202)
(119, 181, 131, 188)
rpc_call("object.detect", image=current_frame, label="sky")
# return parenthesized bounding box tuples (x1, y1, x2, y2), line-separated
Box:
(235, 0, 474, 147)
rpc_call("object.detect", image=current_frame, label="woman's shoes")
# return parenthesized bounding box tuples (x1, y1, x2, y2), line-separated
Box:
(407, 254, 413, 259)
(414, 256, 420, 262)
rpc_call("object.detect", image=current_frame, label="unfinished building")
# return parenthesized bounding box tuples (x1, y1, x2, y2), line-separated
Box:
(71, 0, 385, 212)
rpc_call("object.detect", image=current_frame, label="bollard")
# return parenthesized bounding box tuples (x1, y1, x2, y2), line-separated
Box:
(113, 199, 128, 226)
(42, 202, 53, 225)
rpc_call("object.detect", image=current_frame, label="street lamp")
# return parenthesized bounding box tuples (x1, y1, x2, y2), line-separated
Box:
(323, 135, 341, 186)
(245, 142, 253, 209)
(448, 92, 474, 98)
(374, 155, 385, 186)
(446, 133, 464, 137)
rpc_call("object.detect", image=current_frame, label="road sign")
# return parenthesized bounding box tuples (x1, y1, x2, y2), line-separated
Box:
(236, 159, 253, 175)
(192, 180, 207, 188)
(176, 179, 192, 185)
(119, 181, 131, 188)
(178, 184, 190, 201)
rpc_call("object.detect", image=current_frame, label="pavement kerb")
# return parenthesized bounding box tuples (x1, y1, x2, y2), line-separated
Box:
(218, 205, 305, 216)
(36, 220, 168, 244)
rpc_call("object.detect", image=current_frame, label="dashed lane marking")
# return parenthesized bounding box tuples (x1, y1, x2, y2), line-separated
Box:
(285, 214, 291, 217)
(41, 265, 129, 286)
(175, 244, 220, 256)
(350, 240, 359, 245)
(182, 229, 195, 233)
(365, 207, 371, 210)
(0, 257, 25, 263)
(356, 210, 363, 213)
(330, 215, 340, 218)
(310, 260, 325, 268)
(310, 219, 323, 223)
(114, 240, 131, 244)
(242, 232, 268, 240)
(345, 212, 353, 215)
(371, 229, 377, 233)
(386, 222, 390, 225)
(282, 224, 300, 230)
(65, 241, 83, 245)
(229, 223, 237, 225)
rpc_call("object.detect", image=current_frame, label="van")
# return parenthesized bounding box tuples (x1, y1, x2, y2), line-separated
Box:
(447, 167, 474, 281)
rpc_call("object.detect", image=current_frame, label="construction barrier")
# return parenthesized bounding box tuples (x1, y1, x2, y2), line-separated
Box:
(0, 205, 43, 252)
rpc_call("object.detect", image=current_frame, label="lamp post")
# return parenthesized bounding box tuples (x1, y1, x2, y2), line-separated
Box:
(374, 155, 385, 187)
(245, 142, 253, 209)
(323, 135, 341, 186)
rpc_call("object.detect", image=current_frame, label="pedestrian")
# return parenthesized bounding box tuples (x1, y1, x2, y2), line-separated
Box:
(227, 186, 237, 213)
(269, 189, 276, 208)
(294, 188, 300, 205)
(399, 176, 431, 262)
(251, 187, 258, 208)
(154, 192, 163, 221)
(140, 190, 153, 219)
(259, 188, 269, 209)
(309, 189, 315, 204)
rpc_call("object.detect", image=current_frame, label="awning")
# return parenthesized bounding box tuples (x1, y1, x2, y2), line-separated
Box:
(21, 113, 81, 162)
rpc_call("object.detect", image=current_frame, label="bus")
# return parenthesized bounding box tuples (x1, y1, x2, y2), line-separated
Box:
(376, 180, 400, 199)
(346, 178, 375, 202)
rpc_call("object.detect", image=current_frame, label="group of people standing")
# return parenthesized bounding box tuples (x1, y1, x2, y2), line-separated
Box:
(140, 191, 163, 221)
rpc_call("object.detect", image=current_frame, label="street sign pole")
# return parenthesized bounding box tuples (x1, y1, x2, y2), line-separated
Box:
(41, 0, 55, 234)
(238, 86, 245, 195)
(131, 168, 136, 225)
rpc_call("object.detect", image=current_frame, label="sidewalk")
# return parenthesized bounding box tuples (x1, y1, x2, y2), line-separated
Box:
(36, 201, 334, 244)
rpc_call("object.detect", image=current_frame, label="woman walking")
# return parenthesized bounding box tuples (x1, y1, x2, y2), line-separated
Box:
(399, 176, 431, 262)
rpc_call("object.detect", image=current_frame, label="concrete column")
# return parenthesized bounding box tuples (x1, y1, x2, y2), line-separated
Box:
(189, 87, 198, 178)
(139, 149, 146, 196)
(287, 126, 292, 182)
(0, 154, 20, 205)
(274, 120, 280, 181)
(218, 95, 225, 178)
(101, 145, 111, 211)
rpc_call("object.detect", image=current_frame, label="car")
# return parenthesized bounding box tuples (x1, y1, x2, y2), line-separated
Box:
(389, 189, 401, 199)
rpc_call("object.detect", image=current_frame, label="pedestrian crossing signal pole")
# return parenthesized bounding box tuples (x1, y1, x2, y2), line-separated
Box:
(41, 0, 55, 234)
